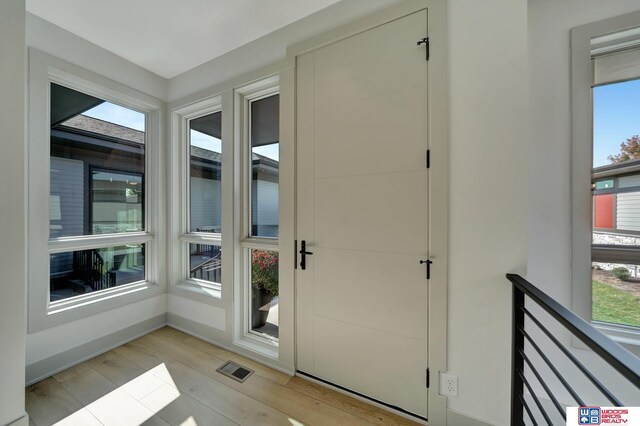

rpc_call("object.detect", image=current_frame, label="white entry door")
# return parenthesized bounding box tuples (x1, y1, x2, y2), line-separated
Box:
(295, 9, 429, 419)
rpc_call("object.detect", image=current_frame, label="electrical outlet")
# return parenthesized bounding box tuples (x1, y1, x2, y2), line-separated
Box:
(440, 372, 458, 397)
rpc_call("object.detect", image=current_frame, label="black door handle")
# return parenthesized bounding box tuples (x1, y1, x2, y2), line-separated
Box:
(299, 240, 313, 270)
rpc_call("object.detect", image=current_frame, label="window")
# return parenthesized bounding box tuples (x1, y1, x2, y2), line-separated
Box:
(28, 50, 163, 332)
(237, 81, 280, 346)
(572, 14, 640, 349)
(185, 110, 223, 287)
(49, 83, 148, 302)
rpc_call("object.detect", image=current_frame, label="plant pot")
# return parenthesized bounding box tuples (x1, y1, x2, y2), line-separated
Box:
(251, 289, 274, 329)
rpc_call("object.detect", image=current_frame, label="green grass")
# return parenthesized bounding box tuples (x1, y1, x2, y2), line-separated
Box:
(592, 280, 640, 327)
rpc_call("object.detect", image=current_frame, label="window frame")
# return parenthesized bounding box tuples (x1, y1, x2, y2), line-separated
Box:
(571, 11, 640, 354)
(235, 76, 281, 355)
(171, 95, 231, 299)
(27, 49, 164, 332)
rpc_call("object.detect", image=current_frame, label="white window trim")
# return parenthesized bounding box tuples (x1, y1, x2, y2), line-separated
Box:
(234, 76, 281, 357)
(169, 95, 235, 302)
(27, 49, 165, 333)
(571, 11, 640, 350)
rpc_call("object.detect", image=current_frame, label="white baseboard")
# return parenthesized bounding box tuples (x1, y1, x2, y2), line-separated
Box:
(447, 408, 495, 426)
(26, 314, 166, 385)
(7, 412, 29, 426)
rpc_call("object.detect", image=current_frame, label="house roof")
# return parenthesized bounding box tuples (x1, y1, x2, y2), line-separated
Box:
(59, 115, 145, 145)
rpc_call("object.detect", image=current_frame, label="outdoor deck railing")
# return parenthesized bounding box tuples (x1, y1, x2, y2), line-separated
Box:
(73, 249, 115, 291)
(507, 273, 640, 425)
(190, 255, 222, 283)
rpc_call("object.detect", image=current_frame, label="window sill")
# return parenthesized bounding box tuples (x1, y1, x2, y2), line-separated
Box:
(48, 280, 151, 315)
(170, 280, 227, 307)
(593, 321, 640, 357)
(30, 280, 162, 333)
(234, 332, 279, 360)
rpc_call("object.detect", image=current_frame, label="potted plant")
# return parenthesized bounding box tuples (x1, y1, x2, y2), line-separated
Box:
(251, 250, 279, 328)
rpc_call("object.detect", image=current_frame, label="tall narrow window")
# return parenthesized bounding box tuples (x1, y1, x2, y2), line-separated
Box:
(49, 83, 148, 302)
(184, 110, 223, 286)
(244, 91, 279, 342)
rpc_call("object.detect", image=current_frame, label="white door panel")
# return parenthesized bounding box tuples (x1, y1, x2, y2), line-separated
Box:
(314, 171, 427, 254)
(314, 11, 427, 108)
(314, 87, 427, 178)
(314, 316, 428, 416)
(296, 8, 429, 418)
(314, 247, 427, 340)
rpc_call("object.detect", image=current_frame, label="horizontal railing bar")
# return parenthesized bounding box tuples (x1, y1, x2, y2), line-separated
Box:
(519, 348, 566, 418)
(507, 273, 640, 388)
(520, 372, 553, 426)
(520, 326, 585, 406)
(521, 305, 623, 406)
(520, 394, 538, 426)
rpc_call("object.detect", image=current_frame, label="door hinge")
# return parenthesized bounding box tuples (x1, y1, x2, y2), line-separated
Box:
(426, 368, 430, 388)
(417, 37, 429, 61)
(419, 259, 433, 279)
(426, 149, 430, 168)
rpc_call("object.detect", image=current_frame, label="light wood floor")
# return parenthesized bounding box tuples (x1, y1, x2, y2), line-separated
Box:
(26, 327, 419, 426)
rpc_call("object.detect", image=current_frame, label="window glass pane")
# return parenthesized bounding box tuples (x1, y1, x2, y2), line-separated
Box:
(592, 78, 640, 328)
(592, 262, 640, 327)
(594, 179, 614, 190)
(250, 249, 278, 339)
(50, 244, 145, 302)
(188, 243, 222, 284)
(250, 95, 279, 238)
(189, 112, 222, 233)
(50, 83, 145, 238)
(593, 79, 640, 168)
(92, 170, 143, 234)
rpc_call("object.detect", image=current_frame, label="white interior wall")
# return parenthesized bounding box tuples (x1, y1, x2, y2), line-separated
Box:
(447, 0, 528, 424)
(0, 1, 27, 424)
(24, 14, 169, 371)
(26, 295, 166, 366)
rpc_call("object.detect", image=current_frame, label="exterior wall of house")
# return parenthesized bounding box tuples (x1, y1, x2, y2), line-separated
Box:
(24, 13, 167, 378)
(0, 1, 27, 424)
(190, 176, 222, 231)
(252, 178, 279, 237)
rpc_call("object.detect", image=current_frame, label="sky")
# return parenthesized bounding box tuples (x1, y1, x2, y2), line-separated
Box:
(84, 102, 145, 132)
(593, 79, 640, 167)
(84, 101, 279, 161)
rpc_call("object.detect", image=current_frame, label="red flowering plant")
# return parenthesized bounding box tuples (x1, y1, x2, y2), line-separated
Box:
(251, 250, 279, 296)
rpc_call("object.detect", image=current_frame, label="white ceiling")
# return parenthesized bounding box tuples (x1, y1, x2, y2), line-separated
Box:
(26, 0, 343, 79)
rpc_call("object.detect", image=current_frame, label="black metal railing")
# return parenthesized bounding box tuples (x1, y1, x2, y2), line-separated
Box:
(508, 273, 640, 425)
(190, 255, 222, 283)
(73, 249, 115, 291)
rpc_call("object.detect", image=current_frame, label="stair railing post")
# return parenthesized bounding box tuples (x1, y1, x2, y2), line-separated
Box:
(511, 285, 526, 425)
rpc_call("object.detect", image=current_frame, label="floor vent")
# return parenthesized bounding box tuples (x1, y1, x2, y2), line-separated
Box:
(216, 361, 254, 383)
